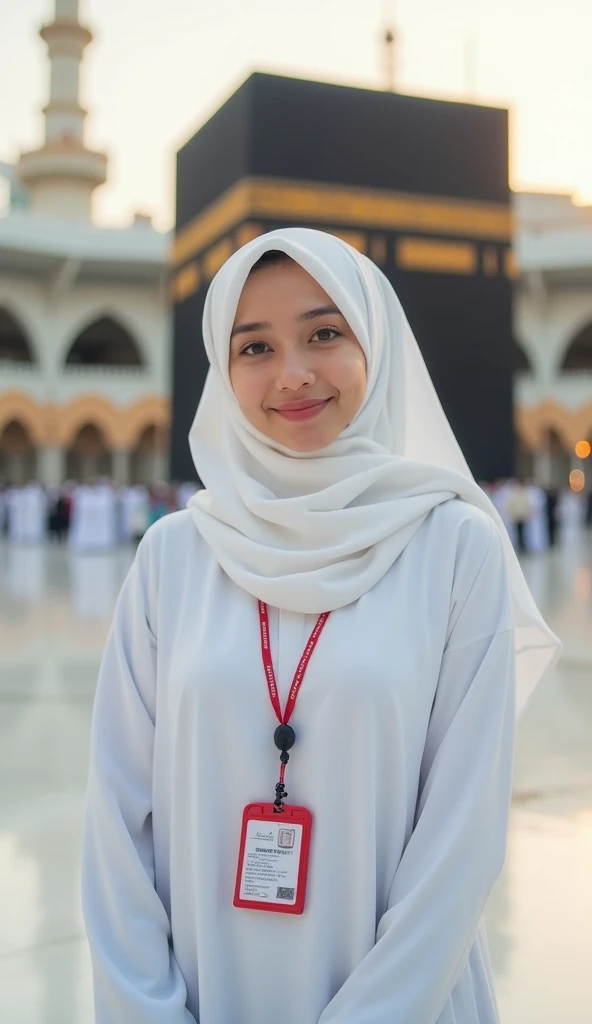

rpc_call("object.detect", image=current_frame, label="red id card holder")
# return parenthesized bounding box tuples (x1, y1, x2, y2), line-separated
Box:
(233, 803, 313, 915)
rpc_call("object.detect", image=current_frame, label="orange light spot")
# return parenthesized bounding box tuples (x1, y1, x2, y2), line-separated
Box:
(575, 440, 591, 459)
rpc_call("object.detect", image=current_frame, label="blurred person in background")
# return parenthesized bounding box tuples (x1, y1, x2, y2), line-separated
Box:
(0, 483, 6, 537)
(585, 488, 592, 528)
(504, 478, 532, 554)
(148, 481, 172, 526)
(176, 479, 199, 510)
(48, 484, 71, 543)
(129, 485, 151, 546)
(4, 480, 47, 544)
(69, 478, 118, 552)
(545, 486, 559, 547)
(524, 478, 549, 553)
(558, 484, 585, 545)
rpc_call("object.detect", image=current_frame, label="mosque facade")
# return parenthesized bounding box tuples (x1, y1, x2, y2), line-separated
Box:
(0, 0, 591, 490)
(0, 0, 170, 487)
(513, 191, 592, 489)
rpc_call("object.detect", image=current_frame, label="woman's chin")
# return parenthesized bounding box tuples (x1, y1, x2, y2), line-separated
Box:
(274, 428, 338, 453)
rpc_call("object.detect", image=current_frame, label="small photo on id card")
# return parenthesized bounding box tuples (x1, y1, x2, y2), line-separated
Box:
(233, 803, 313, 915)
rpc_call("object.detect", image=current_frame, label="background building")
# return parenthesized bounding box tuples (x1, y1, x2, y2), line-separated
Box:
(0, 0, 170, 487)
(1, 1, 591, 490)
(514, 191, 592, 489)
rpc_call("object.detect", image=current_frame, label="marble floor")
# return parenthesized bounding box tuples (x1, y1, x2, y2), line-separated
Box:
(0, 533, 591, 1023)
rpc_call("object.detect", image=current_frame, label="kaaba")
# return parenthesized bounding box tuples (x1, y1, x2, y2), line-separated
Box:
(171, 72, 515, 482)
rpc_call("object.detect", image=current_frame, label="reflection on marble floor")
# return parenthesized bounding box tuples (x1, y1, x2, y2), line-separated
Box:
(0, 536, 591, 1023)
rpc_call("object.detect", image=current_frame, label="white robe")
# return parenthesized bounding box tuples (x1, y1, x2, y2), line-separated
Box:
(557, 489, 584, 544)
(119, 486, 150, 543)
(82, 498, 516, 1024)
(5, 488, 22, 542)
(525, 485, 549, 552)
(5, 484, 46, 543)
(69, 484, 118, 551)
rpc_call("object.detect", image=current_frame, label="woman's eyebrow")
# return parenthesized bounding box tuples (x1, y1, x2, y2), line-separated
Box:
(231, 320, 271, 338)
(296, 305, 342, 322)
(231, 305, 342, 339)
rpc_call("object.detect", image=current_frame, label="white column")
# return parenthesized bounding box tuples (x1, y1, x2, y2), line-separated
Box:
(533, 450, 552, 488)
(37, 445, 66, 486)
(7, 453, 25, 485)
(152, 448, 168, 483)
(112, 448, 130, 485)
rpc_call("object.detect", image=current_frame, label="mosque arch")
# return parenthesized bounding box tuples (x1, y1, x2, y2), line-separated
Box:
(122, 396, 170, 449)
(64, 315, 145, 368)
(0, 419, 37, 483)
(0, 419, 34, 451)
(130, 423, 169, 484)
(542, 427, 572, 488)
(0, 307, 36, 364)
(572, 403, 592, 444)
(65, 422, 112, 482)
(560, 320, 592, 371)
(0, 391, 46, 446)
(56, 395, 123, 449)
(515, 401, 574, 450)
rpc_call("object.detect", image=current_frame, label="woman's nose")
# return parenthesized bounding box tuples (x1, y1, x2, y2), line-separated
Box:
(275, 353, 316, 390)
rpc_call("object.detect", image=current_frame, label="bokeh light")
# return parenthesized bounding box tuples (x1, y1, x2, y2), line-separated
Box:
(574, 440, 591, 459)
(569, 469, 585, 492)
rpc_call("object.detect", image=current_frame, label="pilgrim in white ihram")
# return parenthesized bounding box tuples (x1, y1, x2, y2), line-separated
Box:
(82, 228, 560, 1024)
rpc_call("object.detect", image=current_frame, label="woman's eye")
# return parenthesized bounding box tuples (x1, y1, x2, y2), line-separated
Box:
(313, 327, 340, 342)
(241, 341, 269, 356)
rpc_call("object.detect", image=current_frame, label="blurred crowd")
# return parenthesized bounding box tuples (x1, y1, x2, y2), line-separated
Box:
(482, 478, 592, 552)
(0, 479, 198, 549)
(1, 476, 591, 554)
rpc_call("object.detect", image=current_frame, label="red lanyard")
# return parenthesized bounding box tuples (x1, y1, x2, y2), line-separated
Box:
(258, 600, 330, 809)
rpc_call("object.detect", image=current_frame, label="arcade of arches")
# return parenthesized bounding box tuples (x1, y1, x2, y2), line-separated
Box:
(64, 316, 144, 368)
(1, 391, 587, 488)
(0, 308, 35, 363)
(0, 307, 170, 484)
(513, 320, 592, 488)
(0, 394, 170, 485)
(515, 408, 592, 488)
(2, 308, 592, 487)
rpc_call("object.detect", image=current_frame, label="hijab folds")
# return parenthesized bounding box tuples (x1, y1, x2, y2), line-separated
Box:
(188, 227, 560, 715)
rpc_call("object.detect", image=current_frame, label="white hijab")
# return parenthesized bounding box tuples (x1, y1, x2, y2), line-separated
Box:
(188, 227, 560, 715)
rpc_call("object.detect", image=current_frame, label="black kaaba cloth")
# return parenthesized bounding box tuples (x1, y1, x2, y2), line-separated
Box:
(171, 72, 515, 482)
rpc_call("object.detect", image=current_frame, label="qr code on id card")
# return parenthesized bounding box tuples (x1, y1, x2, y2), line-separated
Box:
(276, 886, 295, 900)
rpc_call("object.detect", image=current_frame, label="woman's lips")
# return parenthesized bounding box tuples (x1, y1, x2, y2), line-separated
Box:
(272, 398, 333, 421)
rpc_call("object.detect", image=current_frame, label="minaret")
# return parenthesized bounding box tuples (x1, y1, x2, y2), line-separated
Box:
(17, 0, 107, 220)
(381, 0, 399, 92)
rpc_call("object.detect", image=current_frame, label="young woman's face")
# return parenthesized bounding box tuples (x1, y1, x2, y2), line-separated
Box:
(229, 260, 367, 452)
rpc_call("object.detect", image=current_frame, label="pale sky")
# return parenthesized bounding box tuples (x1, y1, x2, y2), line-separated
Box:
(1, 0, 592, 230)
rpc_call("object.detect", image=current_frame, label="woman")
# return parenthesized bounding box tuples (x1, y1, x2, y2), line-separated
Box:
(82, 228, 560, 1023)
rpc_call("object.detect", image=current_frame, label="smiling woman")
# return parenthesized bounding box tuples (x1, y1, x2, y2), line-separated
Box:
(81, 227, 560, 1024)
(228, 250, 367, 451)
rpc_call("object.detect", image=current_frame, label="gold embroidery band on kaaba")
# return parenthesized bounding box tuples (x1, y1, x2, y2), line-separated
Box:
(396, 238, 478, 275)
(171, 176, 514, 269)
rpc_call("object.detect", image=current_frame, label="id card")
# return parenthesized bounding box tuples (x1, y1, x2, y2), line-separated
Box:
(233, 803, 312, 915)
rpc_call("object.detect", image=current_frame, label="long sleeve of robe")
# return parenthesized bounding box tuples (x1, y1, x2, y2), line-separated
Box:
(81, 537, 197, 1023)
(81, 496, 515, 1024)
